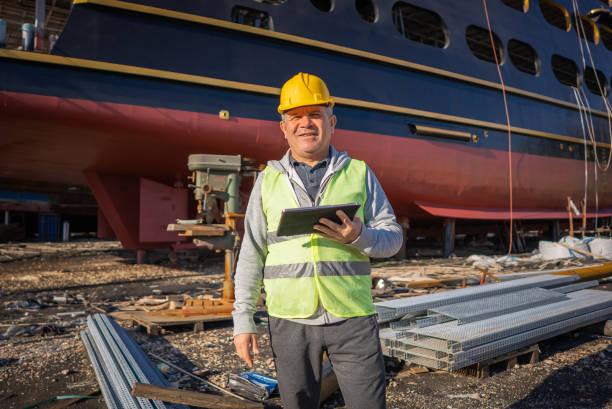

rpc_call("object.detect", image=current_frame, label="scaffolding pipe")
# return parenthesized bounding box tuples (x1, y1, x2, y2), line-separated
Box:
(35, 0, 45, 50)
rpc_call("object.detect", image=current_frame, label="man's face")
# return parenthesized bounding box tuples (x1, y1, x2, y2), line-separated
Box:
(280, 105, 337, 160)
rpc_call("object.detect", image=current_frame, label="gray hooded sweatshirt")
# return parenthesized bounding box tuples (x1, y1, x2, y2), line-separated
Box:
(232, 146, 403, 335)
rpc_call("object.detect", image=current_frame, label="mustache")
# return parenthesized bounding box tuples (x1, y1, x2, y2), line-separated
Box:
(296, 128, 318, 136)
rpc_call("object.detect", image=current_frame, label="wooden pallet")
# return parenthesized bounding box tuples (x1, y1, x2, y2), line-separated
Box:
(110, 310, 232, 335)
(454, 344, 539, 378)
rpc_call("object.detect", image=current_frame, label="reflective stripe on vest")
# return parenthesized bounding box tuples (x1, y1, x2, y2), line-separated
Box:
(261, 159, 374, 319)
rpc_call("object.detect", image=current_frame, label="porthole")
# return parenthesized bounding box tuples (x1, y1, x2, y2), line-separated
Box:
(572, 14, 600, 44)
(466, 25, 504, 64)
(356, 0, 377, 23)
(539, 0, 571, 31)
(584, 67, 610, 97)
(551, 54, 581, 87)
(311, 0, 333, 12)
(500, 0, 528, 13)
(508, 39, 540, 75)
(231, 6, 273, 29)
(601, 26, 612, 51)
(391, 2, 449, 48)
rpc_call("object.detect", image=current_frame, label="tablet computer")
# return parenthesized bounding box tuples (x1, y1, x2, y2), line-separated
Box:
(276, 202, 361, 237)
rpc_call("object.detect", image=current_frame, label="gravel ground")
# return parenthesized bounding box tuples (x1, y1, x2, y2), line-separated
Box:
(0, 240, 610, 409)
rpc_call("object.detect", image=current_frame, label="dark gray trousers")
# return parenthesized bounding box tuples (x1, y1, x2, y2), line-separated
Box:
(268, 315, 386, 409)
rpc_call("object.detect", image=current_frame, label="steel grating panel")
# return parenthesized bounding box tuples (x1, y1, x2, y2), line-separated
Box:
(375, 274, 577, 320)
(389, 318, 417, 330)
(398, 306, 612, 371)
(89, 316, 157, 409)
(102, 316, 168, 388)
(428, 287, 568, 324)
(393, 343, 450, 360)
(451, 306, 612, 365)
(84, 315, 188, 409)
(549, 280, 599, 293)
(401, 353, 451, 370)
(404, 290, 612, 352)
(415, 314, 452, 328)
(81, 330, 121, 409)
(87, 316, 143, 409)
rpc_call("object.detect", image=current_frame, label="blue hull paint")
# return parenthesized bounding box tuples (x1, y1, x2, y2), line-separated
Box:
(0, 58, 594, 162)
(1, 0, 611, 229)
(50, 1, 612, 147)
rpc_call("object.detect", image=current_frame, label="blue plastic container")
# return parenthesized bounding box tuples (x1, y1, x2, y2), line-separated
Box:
(22, 23, 34, 51)
(39, 214, 60, 241)
(0, 19, 6, 48)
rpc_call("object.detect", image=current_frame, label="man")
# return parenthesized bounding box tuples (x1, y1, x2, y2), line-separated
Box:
(233, 72, 402, 409)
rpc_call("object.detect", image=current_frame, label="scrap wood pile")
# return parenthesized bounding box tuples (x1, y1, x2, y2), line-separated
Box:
(375, 274, 612, 371)
(371, 237, 612, 298)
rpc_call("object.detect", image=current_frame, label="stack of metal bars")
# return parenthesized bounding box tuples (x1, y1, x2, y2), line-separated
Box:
(428, 287, 569, 324)
(374, 274, 578, 322)
(548, 280, 600, 293)
(377, 276, 612, 371)
(81, 314, 188, 409)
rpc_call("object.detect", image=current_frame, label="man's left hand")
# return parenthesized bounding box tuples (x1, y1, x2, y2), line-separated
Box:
(314, 210, 362, 243)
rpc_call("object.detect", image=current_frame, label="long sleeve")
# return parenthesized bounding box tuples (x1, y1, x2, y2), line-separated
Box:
(232, 173, 268, 336)
(349, 165, 403, 258)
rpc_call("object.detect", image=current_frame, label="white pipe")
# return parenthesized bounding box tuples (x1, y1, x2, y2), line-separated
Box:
(569, 199, 581, 217)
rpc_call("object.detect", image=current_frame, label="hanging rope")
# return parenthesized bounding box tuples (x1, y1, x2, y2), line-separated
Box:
(571, 0, 612, 173)
(575, 87, 602, 230)
(573, 88, 589, 227)
(482, 0, 514, 254)
(569, 0, 612, 233)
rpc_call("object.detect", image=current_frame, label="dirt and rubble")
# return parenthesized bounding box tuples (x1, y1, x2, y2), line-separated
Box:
(0, 240, 610, 409)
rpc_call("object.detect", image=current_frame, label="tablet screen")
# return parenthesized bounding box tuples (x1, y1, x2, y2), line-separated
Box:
(276, 203, 361, 237)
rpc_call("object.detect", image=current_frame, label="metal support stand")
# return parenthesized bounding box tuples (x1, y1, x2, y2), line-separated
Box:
(136, 249, 148, 265)
(550, 220, 560, 242)
(442, 218, 455, 258)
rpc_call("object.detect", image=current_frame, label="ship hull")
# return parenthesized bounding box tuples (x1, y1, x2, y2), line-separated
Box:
(2, 0, 612, 248)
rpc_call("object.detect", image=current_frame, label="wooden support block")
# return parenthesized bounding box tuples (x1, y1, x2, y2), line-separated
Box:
(442, 218, 455, 258)
(131, 382, 263, 409)
(479, 366, 489, 378)
(506, 357, 517, 370)
(530, 348, 540, 364)
(460, 344, 539, 379)
(148, 323, 160, 336)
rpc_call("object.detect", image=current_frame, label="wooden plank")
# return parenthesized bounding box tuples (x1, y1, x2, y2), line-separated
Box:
(127, 311, 232, 325)
(131, 382, 264, 409)
(476, 344, 539, 378)
(166, 223, 228, 236)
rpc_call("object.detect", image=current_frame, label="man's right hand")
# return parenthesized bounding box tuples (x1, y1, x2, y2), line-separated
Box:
(234, 333, 260, 368)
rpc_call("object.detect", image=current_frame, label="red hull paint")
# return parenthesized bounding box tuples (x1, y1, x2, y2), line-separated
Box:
(2, 91, 611, 221)
(415, 202, 612, 220)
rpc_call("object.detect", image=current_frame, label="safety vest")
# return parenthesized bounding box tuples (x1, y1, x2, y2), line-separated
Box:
(261, 158, 374, 318)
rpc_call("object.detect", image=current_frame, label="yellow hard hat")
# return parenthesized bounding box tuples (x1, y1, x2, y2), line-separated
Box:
(277, 72, 335, 114)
